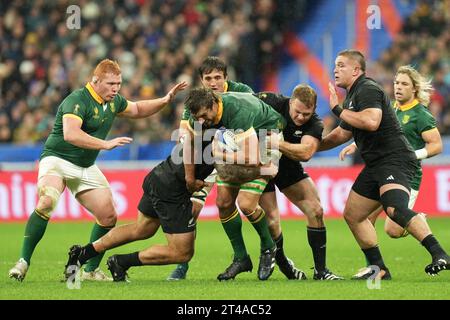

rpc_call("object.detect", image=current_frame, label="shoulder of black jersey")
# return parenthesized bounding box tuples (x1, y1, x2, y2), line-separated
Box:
(305, 113, 324, 129)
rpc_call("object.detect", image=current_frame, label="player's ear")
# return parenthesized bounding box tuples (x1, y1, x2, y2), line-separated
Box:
(92, 76, 99, 84)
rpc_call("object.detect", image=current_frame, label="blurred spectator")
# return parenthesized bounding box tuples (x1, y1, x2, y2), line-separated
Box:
(3, 0, 447, 147)
(1, 0, 302, 145)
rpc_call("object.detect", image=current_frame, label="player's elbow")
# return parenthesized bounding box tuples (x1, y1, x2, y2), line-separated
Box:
(63, 130, 76, 144)
(434, 142, 443, 156)
(300, 147, 315, 161)
(365, 120, 380, 132)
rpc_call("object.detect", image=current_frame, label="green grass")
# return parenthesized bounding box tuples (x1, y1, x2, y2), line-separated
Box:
(1, 218, 450, 300)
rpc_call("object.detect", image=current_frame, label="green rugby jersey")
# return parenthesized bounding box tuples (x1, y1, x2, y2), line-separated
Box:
(181, 80, 253, 121)
(395, 99, 437, 190)
(41, 83, 128, 167)
(189, 92, 286, 133)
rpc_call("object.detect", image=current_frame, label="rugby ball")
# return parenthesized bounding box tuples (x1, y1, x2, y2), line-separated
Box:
(216, 128, 239, 152)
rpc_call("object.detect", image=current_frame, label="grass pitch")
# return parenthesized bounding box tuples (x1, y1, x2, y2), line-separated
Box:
(1, 218, 450, 300)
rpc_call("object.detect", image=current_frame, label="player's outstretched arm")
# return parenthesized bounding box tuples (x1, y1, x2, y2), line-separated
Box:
(63, 116, 132, 150)
(271, 135, 320, 162)
(319, 126, 352, 151)
(120, 81, 188, 119)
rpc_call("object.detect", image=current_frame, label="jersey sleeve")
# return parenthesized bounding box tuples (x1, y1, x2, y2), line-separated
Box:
(115, 94, 129, 113)
(304, 115, 324, 140)
(237, 82, 254, 93)
(255, 92, 287, 113)
(416, 108, 437, 133)
(60, 95, 87, 121)
(355, 85, 383, 111)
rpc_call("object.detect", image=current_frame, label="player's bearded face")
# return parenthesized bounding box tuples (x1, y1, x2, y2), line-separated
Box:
(97, 73, 122, 102)
(194, 105, 216, 128)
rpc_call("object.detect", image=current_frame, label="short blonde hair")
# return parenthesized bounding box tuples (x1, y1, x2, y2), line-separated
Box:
(93, 59, 121, 79)
(291, 84, 317, 108)
(396, 65, 433, 106)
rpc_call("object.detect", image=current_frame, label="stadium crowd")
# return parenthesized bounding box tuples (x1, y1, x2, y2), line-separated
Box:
(0, 0, 448, 144)
(0, 0, 305, 144)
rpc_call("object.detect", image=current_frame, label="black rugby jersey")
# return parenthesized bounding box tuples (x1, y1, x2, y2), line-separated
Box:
(339, 75, 415, 166)
(255, 92, 323, 144)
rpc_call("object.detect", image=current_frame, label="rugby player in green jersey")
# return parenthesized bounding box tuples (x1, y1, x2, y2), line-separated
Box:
(185, 88, 286, 280)
(339, 65, 443, 279)
(168, 56, 254, 280)
(9, 59, 187, 282)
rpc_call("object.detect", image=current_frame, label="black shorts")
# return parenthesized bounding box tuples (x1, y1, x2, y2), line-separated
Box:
(264, 157, 309, 192)
(352, 160, 418, 201)
(138, 172, 195, 234)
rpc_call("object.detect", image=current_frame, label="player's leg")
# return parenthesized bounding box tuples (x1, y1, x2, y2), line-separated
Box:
(380, 182, 450, 276)
(383, 188, 420, 238)
(345, 189, 392, 280)
(74, 187, 116, 280)
(64, 179, 161, 280)
(167, 177, 215, 281)
(216, 181, 252, 280)
(351, 204, 383, 277)
(107, 232, 195, 282)
(282, 178, 342, 280)
(259, 189, 306, 280)
(9, 157, 66, 281)
(69, 165, 118, 277)
(64, 211, 159, 280)
(236, 179, 276, 280)
(106, 194, 196, 281)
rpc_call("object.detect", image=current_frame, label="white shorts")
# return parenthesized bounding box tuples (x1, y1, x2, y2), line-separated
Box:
(38, 156, 110, 196)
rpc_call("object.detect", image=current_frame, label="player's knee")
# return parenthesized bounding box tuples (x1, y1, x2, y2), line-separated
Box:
(308, 202, 324, 220)
(380, 189, 416, 228)
(343, 211, 358, 225)
(236, 195, 259, 216)
(385, 226, 404, 239)
(176, 246, 194, 263)
(133, 224, 154, 240)
(96, 214, 117, 228)
(216, 196, 234, 213)
(37, 195, 53, 212)
(36, 186, 61, 219)
(236, 200, 255, 217)
(265, 210, 279, 228)
(384, 218, 406, 238)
